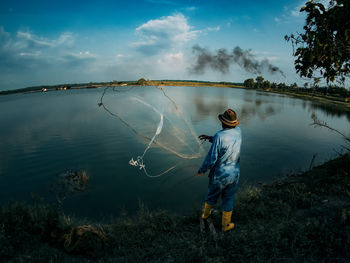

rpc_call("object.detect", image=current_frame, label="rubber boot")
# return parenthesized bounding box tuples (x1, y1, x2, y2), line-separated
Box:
(222, 211, 234, 231)
(201, 203, 212, 219)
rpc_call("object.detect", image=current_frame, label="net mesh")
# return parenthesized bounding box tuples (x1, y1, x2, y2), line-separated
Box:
(98, 86, 203, 177)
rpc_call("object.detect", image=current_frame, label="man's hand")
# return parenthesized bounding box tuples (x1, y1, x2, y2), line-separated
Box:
(198, 134, 210, 141)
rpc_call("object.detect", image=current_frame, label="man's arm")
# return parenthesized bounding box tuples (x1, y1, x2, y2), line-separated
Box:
(197, 134, 220, 175)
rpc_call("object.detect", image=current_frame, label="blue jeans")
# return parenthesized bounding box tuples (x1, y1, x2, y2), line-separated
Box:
(205, 178, 238, 212)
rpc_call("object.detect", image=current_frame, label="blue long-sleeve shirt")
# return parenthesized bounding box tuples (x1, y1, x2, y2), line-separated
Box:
(199, 127, 242, 184)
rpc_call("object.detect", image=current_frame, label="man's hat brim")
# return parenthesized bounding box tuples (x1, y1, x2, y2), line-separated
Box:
(218, 114, 239, 127)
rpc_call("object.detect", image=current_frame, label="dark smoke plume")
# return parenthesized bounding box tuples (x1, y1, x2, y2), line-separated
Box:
(190, 45, 285, 77)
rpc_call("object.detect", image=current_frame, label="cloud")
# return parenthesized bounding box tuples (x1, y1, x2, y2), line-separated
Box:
(290, 4, 303, 17)
(207, 26, 220, 32)
(16, 30, 74, 49)
(0, 26, 101, 89)
(56, 32, 74, 47)
(0, 28, 78, 72)
(132, 13, 198, 55)
(102, 50, 191, 83)
(60, 51, 97, 67)
(291, 0, 331, 17)
(274, 1, 306, 24)
(157, 52, 186, 72)
(274, 17, 281, 23)
(73, 51, 97, 59)
(184, 6, 197, 12)
(226, 18, 233, 28)
(275, 0, 332, 24)
(19, 51, 41, 57)
(251, 50, 279, 61)
(16, 31, 54, 48)
(0, 26, 9, 39)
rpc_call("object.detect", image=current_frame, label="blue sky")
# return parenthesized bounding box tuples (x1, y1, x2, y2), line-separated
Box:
(0, 0, 315, 90)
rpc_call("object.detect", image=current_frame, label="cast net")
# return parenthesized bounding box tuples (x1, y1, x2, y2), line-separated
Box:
(98, 86, 203, 177)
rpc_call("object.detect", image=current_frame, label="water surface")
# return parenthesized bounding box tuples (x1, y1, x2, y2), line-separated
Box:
(0, 86, 349, 218)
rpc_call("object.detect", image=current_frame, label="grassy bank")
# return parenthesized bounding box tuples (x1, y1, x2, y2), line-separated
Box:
(258, 88, 350, 113)
(1, 154, 349, 262)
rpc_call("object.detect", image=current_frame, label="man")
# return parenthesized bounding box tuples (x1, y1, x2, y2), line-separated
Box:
(198, 109, 242, 232)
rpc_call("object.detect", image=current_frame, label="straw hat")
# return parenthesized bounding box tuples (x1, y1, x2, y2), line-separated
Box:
(218, 109, 239, 127)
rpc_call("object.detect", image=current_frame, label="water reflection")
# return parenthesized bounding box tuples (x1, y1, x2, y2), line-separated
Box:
(191, 90, 281, 123)
(308, 102, 350, 121)
(192, 94, 228, 120)
(240, 102, 281, 123)
(0, 87, 349, 218)
(255, 99, 262, 107)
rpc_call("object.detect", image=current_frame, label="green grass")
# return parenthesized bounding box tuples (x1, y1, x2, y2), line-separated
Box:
(262, 89, 350, 112)
(1, 154, 350, 262)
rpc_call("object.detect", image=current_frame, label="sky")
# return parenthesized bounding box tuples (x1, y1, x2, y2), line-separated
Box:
(0, 0, 319, 90)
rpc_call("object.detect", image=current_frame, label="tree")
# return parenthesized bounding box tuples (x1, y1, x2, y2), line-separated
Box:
(285, 0, 350, 84)
(255, 76, 264, 89)
(137, 78, 147, 85)
(312, 77, 321, 90)
(277, 83, 287, 90)
(290, 82, 298, 89)
(243, 78, 255, 88)
(262, 80, 271, 89)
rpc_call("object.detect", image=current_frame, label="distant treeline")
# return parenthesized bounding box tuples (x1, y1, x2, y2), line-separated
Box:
(135, 78, 243, 87)
(243, 76, 350, 100)
(2, 78, 349, 100)
(0, 79, 244, 96)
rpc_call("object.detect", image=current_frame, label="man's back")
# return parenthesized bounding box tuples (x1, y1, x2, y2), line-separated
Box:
(211, 127, 242, 183)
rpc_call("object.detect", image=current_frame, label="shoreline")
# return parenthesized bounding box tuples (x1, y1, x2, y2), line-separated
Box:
(1, 153, 349, 262)
(1, 80, 349, 113)
(259, 88, 350, 112)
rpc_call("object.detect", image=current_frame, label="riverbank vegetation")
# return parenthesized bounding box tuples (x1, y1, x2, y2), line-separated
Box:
(1, 153, 349, 262)
(243, 76, 350, 112)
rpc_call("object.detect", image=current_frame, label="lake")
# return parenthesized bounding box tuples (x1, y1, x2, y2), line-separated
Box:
(0, 86, 349, 218)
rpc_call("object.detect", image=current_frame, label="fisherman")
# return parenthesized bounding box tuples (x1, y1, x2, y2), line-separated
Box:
(198, 109, 242, 232)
